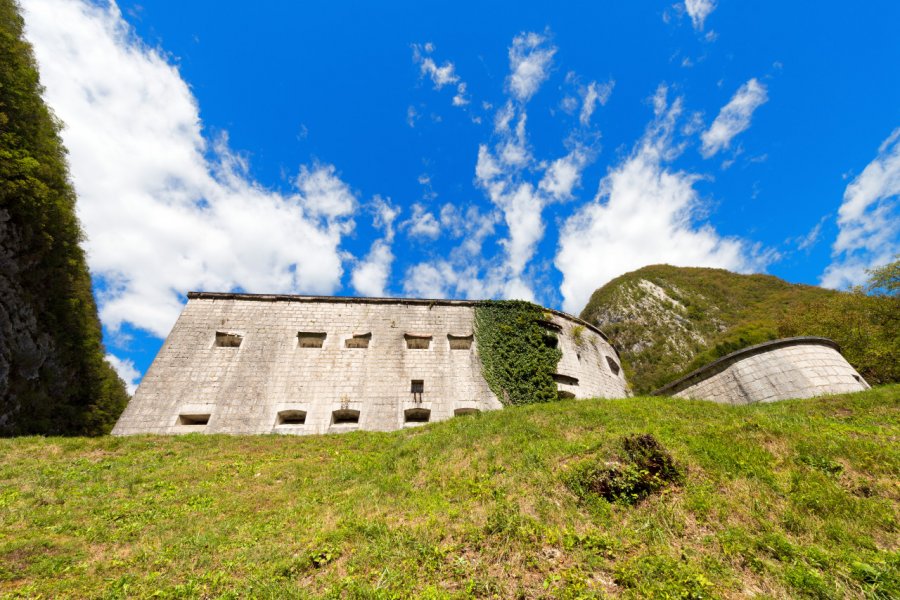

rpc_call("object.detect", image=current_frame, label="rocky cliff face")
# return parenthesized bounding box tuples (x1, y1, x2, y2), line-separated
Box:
(0, 0, 128, 435)
(580, 265, 837, 393)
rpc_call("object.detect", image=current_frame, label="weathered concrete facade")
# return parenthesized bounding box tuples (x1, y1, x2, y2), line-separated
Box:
(113, 293, 629, 435)
(653, 337, 869, 405)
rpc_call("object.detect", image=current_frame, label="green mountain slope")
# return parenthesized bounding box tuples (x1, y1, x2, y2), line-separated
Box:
(579, 265, 839, 393)
(0, 0, 128, 434)
(1, 387, 897, 598)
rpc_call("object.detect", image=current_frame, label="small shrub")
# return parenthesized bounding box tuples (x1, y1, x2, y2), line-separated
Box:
(567, 434, 684, 505)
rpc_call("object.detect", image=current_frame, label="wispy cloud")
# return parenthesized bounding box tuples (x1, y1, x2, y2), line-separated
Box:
(22, 0, 361, 343)
(507, 32, 556, 103)
(555, 85, 772, 314)
(413, 43, 469, 108)
(580, 80, 615, 126)
(795, 215, 827, 252)
(701, 78, 768, 158)
(821, 127, 900, 288)
(684, 0, 716, 31)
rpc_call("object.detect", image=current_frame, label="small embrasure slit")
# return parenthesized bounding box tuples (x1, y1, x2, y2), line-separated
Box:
(606, 356, 621, 376)
(552, 373, 579, 386)
(276, 410, 306, 425)
(404, 334, 432, 349)
(404, 408, 431, 423)
(214, 332, 242, 348)
(178, 413, 210, 426)
(332, 409, 360, 425)
(298, 332, 327, 348)
(345, 333, 371, 348)
(448, 334, 474, 349)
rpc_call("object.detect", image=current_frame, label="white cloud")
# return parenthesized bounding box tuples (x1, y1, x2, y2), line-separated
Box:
(413, 44, 459, 88)
(684, 0, 716, 31)
(507, 32, 556, 103)
(580, 80, 614, 126)
(821, 128, 900, 288)
(796, 216, 827, 252)
(105, 353, 140, 395)
(556, 85, 769, 314)
(413, 43, 470, 109)
(22, 0, 359, 339)
(539, 151, 589, 201)
(403, 204, 441, 239)
(439, 204, 498, 256)
(350, 196, 400, 297)
(351, 241, 394, 297)
(453, 82, 470, 106)
(701, 78, 768, 158)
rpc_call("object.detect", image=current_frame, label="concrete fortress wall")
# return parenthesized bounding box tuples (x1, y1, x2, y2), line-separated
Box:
(112, 293, 629, 435)
(653, 337, 869, 405)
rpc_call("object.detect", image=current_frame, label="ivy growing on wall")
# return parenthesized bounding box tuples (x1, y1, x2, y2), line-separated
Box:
(474, 300, 563, 406)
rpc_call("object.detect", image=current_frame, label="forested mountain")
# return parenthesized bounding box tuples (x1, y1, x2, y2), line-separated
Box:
(580, 263, 898, 394)
(0, 0, 128, 435)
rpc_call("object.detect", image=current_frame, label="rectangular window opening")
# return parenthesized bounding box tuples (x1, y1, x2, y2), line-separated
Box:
(332, 409, 360, 425)
(411, 379, 424, 403)
(448, 334, 474, 350)
(404, 334, 432, 349)
(552, 373, 579, 386)
(276, 410, 306, 426)
(298, 332, 327, 348)
(404, 408, 431, 423)
(214, 332, 242, 348)
(345, 333, 371, 349)
(178, 413, 210, 426)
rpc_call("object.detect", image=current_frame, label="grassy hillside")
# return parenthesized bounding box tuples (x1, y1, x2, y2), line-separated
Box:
(2, 386, 898, 598)
(579, 265, 840, 394)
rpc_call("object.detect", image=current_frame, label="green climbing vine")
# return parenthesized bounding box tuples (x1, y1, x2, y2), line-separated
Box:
(474, 300, 563, 406)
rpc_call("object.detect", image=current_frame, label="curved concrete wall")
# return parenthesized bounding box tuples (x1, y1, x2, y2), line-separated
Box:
(653, 337, 869, 405)
(113, 293, 628, 435)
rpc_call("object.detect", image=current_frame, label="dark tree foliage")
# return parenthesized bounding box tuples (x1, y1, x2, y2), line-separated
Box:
(778, 258, 899, 385)
(474, 300, 563, 405)
(0, 0, 128, 435)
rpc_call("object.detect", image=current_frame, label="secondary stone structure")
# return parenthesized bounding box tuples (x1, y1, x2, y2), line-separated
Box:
(112, 292, 629, 435)
(652, 337, 869, 405)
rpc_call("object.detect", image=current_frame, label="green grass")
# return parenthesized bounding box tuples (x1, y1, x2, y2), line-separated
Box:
(2, 386, 898, 598)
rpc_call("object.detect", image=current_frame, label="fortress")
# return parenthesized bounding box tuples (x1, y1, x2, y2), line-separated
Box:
(112, 293, 870, 436)
(112, 292, 628, 435)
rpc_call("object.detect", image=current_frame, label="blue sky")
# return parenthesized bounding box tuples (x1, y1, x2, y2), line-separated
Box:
(21, 0, 900, 391)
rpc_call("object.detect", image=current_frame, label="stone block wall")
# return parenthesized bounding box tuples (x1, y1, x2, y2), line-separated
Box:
(112, 293, 629, 435)
(654, 338, 869, 405)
